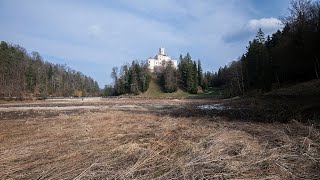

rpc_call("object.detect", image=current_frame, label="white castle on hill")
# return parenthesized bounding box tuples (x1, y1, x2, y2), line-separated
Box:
(147, 48, 178, 72)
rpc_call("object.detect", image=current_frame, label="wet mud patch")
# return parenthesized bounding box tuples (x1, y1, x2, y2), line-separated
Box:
(165, 97, 320, 123)
(0, 109, 102, 120)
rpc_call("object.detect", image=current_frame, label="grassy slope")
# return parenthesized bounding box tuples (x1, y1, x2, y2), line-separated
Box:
(190, 87, 224, 98)
(142, 78, 320, 99)
(140, 79, 224, 98)
(218, 79, 320, 123)
(265, 79, 320, 96)
(140, 79, 189, 98)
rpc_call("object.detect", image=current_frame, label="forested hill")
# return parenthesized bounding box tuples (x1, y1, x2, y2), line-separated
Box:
(203, 0, 320, 97)
(0, 41, 100, 98)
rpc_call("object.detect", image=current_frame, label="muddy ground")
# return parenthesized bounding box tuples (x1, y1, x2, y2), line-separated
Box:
(0, 97, 319, 179)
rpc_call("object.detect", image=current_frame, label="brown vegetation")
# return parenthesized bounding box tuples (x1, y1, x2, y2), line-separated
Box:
(0, 98, 319, 179)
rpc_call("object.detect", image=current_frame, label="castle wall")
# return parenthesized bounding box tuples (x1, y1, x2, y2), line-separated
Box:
(147, 48, 178, 72)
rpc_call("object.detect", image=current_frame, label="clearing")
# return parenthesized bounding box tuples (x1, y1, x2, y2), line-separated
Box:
(0, 97, 319, 179)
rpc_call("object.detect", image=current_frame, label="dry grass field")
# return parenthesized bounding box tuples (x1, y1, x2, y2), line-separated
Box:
(0, 98, 319, 179)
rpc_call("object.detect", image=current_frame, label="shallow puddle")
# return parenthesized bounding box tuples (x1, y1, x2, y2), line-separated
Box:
(196, 104, 229, 110)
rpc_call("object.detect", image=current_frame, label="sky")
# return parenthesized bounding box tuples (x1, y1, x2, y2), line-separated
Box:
(0, 0, 291, 88)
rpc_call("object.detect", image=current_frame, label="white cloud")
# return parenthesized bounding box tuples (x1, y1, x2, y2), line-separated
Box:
(88, 25, 103, 38)
(247, 17, 282, 31)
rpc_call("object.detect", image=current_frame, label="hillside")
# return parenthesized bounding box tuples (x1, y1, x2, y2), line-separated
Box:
(140, 78, 189, 98)
(206, 79, 320, 123)
(265, 79, 320, 96)
(0, 41, 100, 98)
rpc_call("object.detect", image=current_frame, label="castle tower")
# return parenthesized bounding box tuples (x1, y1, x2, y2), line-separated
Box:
(159, 48, 165, 55)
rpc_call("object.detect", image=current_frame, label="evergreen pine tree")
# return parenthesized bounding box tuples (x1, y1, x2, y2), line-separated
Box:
(197, 60, 203, 88)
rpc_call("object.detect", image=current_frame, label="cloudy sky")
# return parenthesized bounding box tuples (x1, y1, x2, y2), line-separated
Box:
(0, 0, 291, 87)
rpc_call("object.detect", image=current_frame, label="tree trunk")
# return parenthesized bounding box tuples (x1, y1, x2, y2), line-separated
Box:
(235, 70, 242, 95)
(275, 72, 281, 88)
(240, 68, 245, 94)
(230, 81, 234, 96)
(314, 56, 320, 79)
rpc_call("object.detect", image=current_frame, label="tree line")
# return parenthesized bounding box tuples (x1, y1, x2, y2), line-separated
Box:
(204, 0, 320, 96)
(0, 41, 100, 98)
(105, 60, 152, 96)
(106, 53, 205, 96)
(155, 53, 204, 94)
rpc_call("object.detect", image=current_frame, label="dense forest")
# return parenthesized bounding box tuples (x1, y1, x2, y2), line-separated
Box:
(0, 41, 100, 98)
(204, 0, 320, 96)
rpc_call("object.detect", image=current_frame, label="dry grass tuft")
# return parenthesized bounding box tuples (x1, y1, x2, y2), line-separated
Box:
(0, 106, 319, 179)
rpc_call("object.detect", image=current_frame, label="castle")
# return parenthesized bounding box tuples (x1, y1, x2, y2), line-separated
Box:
(147, 48, 178, 72)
